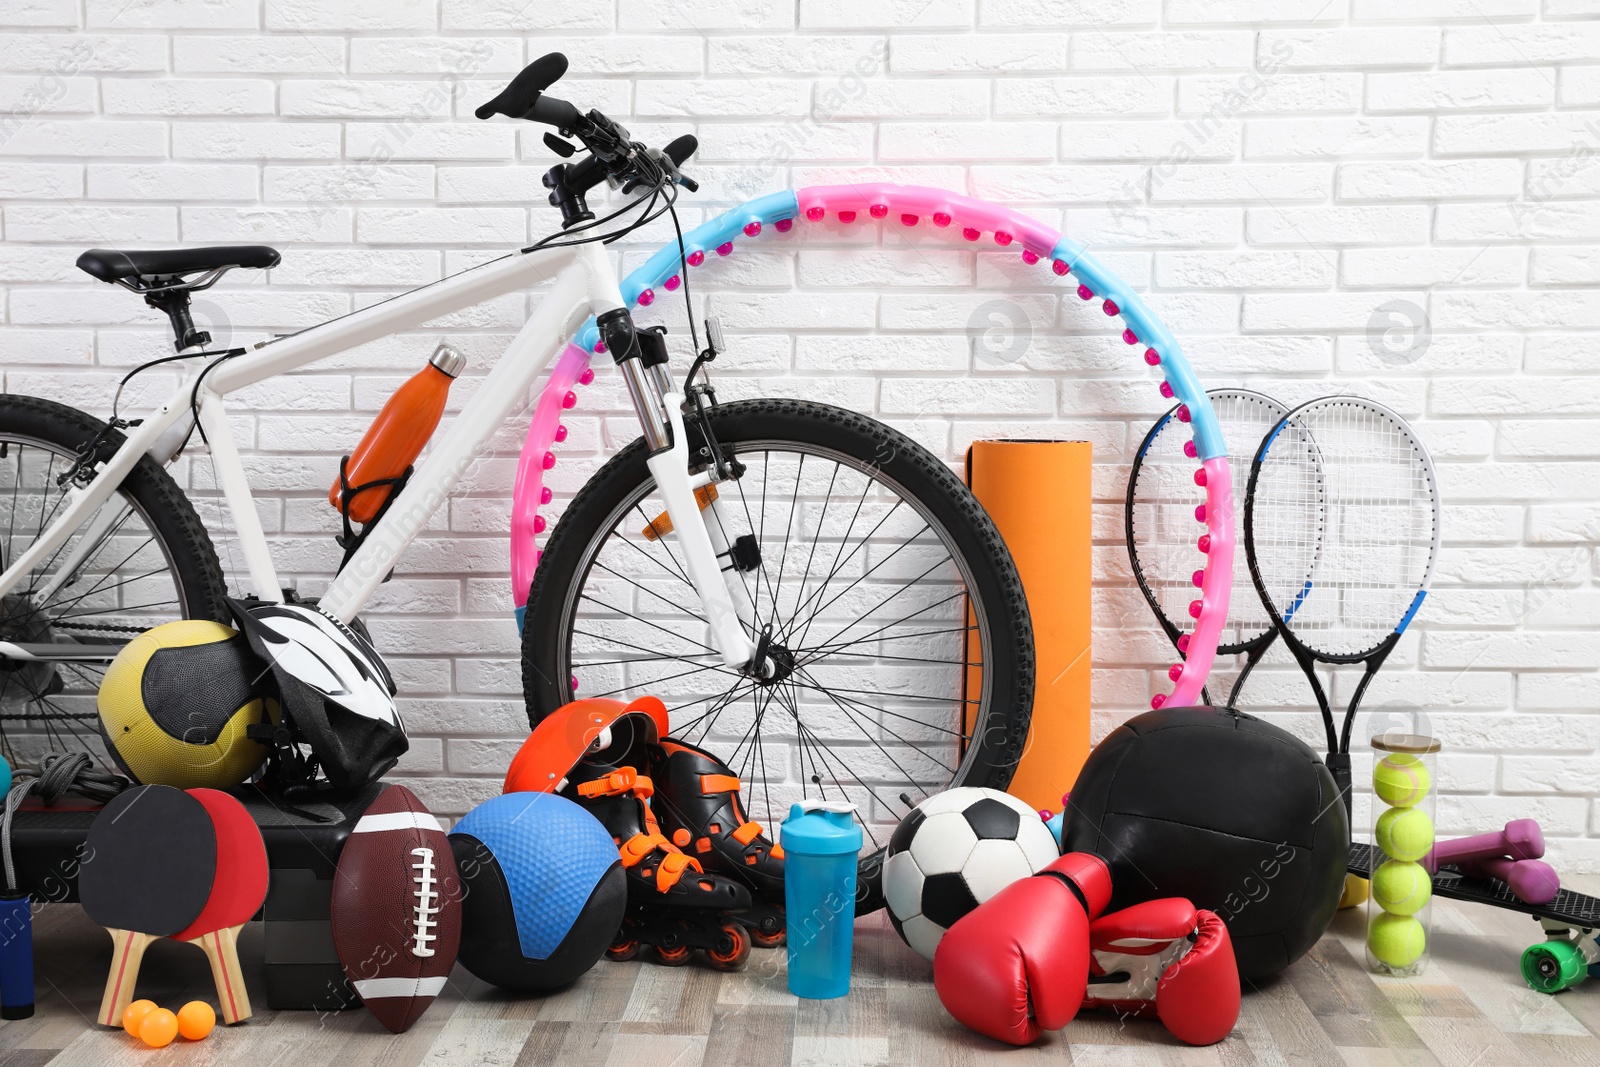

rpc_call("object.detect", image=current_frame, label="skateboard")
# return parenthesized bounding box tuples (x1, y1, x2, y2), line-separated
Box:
(1349, 842, 1600, 993)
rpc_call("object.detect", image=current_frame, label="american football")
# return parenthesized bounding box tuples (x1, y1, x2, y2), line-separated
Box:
(331, 784, 462, 1033)
(882, 787, 1061, 961)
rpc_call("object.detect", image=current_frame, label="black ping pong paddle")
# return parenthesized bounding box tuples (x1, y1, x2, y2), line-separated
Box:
(79, 785, 217, 1027)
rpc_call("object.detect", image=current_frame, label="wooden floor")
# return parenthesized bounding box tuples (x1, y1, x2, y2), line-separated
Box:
(15, 879, 1600, 1066)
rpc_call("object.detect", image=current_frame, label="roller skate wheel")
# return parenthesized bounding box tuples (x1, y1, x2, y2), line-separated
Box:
(655, 943, 693, 966)
(606, 940, 642, 962)
(706, 923, 751, 971)
(751, 926, 785, 949)
(1523, 940, 1588, 994)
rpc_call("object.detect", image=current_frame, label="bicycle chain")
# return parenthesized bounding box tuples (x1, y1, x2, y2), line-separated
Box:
(48, 620, 148, 636)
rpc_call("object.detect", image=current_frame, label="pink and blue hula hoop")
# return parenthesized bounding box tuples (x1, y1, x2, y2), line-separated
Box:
(509, 184, 1232, 710)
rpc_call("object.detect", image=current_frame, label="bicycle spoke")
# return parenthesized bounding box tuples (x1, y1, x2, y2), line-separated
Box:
(767, 453, 804, 625)
(671, 678, 755, 744)
(796, 579, 966, 667)
(728, 455, 793, 638)
(37, 564, 167, 620)
(613, 517, 696, 592)
(801, 647, 978, 669)
(780, 497, 905, 644)
(790, 524, 937, 647)
(631, 502, 694, 590)
(799, 673, 950, 798)
(780, 461, 842, 647)
(589, 559, 705, 620)
(577, 657, 741, 701)
(5, 445, 23, 565)
(790, 716, 888, 849)
(52, 598, 180, 623)
(803, 621, 978, 657)
(575, 594, 721, 656)
(793, 664, 959, 774)
(31, 506, 144, 607)
(569, 649, 722, 670)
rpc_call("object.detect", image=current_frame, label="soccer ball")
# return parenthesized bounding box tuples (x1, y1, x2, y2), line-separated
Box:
(882, 787, 1060, 961)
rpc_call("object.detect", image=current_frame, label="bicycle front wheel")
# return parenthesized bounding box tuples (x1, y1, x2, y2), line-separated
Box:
(522, 399, 1034, 912)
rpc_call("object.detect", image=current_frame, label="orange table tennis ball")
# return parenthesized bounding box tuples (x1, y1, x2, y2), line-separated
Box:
(177, 1001, 216, 1041)
(139, 1007, 179, 1048)
(121, 998, 157, 1037)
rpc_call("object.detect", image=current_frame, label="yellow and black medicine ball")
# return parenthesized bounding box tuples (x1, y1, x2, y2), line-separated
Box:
(97, 620, 278, 789)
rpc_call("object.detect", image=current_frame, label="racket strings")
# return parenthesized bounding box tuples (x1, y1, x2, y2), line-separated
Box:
(1253, 400, 1438, 658)
(1129, 391, 1286, 652)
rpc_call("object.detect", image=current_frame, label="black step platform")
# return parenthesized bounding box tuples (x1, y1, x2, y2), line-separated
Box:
(13, 781, 383, 1011)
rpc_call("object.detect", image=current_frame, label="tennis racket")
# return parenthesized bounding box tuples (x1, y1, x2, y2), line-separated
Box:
(1244, 395, 1441, 810)
(1128, 389, 1292, 706)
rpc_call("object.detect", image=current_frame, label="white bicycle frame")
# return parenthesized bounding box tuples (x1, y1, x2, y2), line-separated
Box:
(0, 239, 761, 672)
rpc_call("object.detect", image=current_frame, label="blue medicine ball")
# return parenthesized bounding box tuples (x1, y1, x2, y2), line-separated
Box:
(449, 792, 626, 992)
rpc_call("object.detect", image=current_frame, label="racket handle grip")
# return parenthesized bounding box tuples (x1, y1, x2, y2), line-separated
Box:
(1326, 752, 1353, 817)
(0, 894, 34, 1019)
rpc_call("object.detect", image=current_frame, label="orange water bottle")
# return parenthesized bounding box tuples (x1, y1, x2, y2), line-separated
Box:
(329, 344, 465, 523)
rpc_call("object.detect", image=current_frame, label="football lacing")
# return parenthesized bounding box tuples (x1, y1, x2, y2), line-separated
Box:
(410, 846, 440, 958)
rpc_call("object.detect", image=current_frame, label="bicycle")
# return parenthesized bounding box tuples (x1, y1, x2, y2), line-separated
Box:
(0, 54, 1236, 909)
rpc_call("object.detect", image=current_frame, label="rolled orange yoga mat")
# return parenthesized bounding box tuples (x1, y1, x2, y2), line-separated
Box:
(965, 441, 1093, 814)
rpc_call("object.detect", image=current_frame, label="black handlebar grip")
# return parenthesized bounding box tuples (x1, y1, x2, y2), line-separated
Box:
(663, 134, 698, 167)
(475, 51, 568, 120)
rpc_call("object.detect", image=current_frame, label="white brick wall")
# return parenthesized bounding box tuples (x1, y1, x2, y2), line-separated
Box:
(3, 6, 1599, 865)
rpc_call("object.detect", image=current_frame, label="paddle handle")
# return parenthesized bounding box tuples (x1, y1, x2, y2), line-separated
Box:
(98, 928, 154, 1027)
(0, 895, 33, 1019)
(185, 926, 250, 1024)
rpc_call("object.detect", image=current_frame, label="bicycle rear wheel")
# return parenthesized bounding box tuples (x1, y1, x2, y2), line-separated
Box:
(0, 395, 229, 759)
(522, 399, 1034, 913)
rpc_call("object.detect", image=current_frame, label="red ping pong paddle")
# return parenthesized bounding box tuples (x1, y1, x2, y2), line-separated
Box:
(79, 785, 217, 1027)
(173, 789, 268, 1025)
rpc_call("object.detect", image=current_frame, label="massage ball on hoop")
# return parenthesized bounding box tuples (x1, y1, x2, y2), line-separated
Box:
(97, 620, 277, 789)
(1063, 705, 1348, 982)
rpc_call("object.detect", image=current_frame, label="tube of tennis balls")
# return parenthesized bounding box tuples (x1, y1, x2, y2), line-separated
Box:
(1367, 733, 1440, 977)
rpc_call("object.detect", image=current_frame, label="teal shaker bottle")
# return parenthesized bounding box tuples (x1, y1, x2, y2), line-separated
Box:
(781, 800, 861, 999)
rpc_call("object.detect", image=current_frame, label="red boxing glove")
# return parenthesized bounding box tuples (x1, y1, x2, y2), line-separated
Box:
(932, 852, 1112, 1046)
(1081, 897, 1240, 1046)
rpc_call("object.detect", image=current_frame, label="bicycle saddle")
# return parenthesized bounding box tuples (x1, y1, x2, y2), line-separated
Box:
(76, 245, 280, 285)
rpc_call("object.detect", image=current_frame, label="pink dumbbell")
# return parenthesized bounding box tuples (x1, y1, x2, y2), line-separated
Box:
(1457, 855, 1560, 906)
(1424, 819, 1544, 874)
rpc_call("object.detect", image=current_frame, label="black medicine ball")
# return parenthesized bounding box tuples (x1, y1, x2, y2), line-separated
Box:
(1063, 706, 1349, 983)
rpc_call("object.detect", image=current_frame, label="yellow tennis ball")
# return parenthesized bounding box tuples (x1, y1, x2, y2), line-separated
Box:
(1368, 911, 1426, 968)
(1373, 753, 1430, 807)
(1372, 860, 1432, 916)
(1376, 806, 1434, 862)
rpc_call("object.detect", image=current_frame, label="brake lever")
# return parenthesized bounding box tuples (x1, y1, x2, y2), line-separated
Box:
(543, 132, 576, 158)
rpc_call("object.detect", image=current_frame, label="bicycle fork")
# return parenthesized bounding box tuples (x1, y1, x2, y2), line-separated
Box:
(600, 309, 764, 677)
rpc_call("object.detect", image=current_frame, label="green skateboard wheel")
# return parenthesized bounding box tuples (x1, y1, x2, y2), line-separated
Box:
(1522, 940, 1587, 994)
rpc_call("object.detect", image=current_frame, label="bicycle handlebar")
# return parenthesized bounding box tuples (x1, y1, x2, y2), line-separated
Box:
(527, 94, 581, 130)
(478, 54, 700, 217)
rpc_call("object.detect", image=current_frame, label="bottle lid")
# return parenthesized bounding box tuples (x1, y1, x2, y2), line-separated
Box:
(429, 344, 466, 378)
(1371, 732, 1440, 755)
(781, 800, 862, 855)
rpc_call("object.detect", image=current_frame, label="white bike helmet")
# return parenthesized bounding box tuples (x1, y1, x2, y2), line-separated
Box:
(227, 597, 406, 793)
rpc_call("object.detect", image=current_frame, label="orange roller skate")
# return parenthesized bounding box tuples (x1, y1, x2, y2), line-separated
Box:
(649, 738, 787, 948)
(565, 761, 752, 970)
